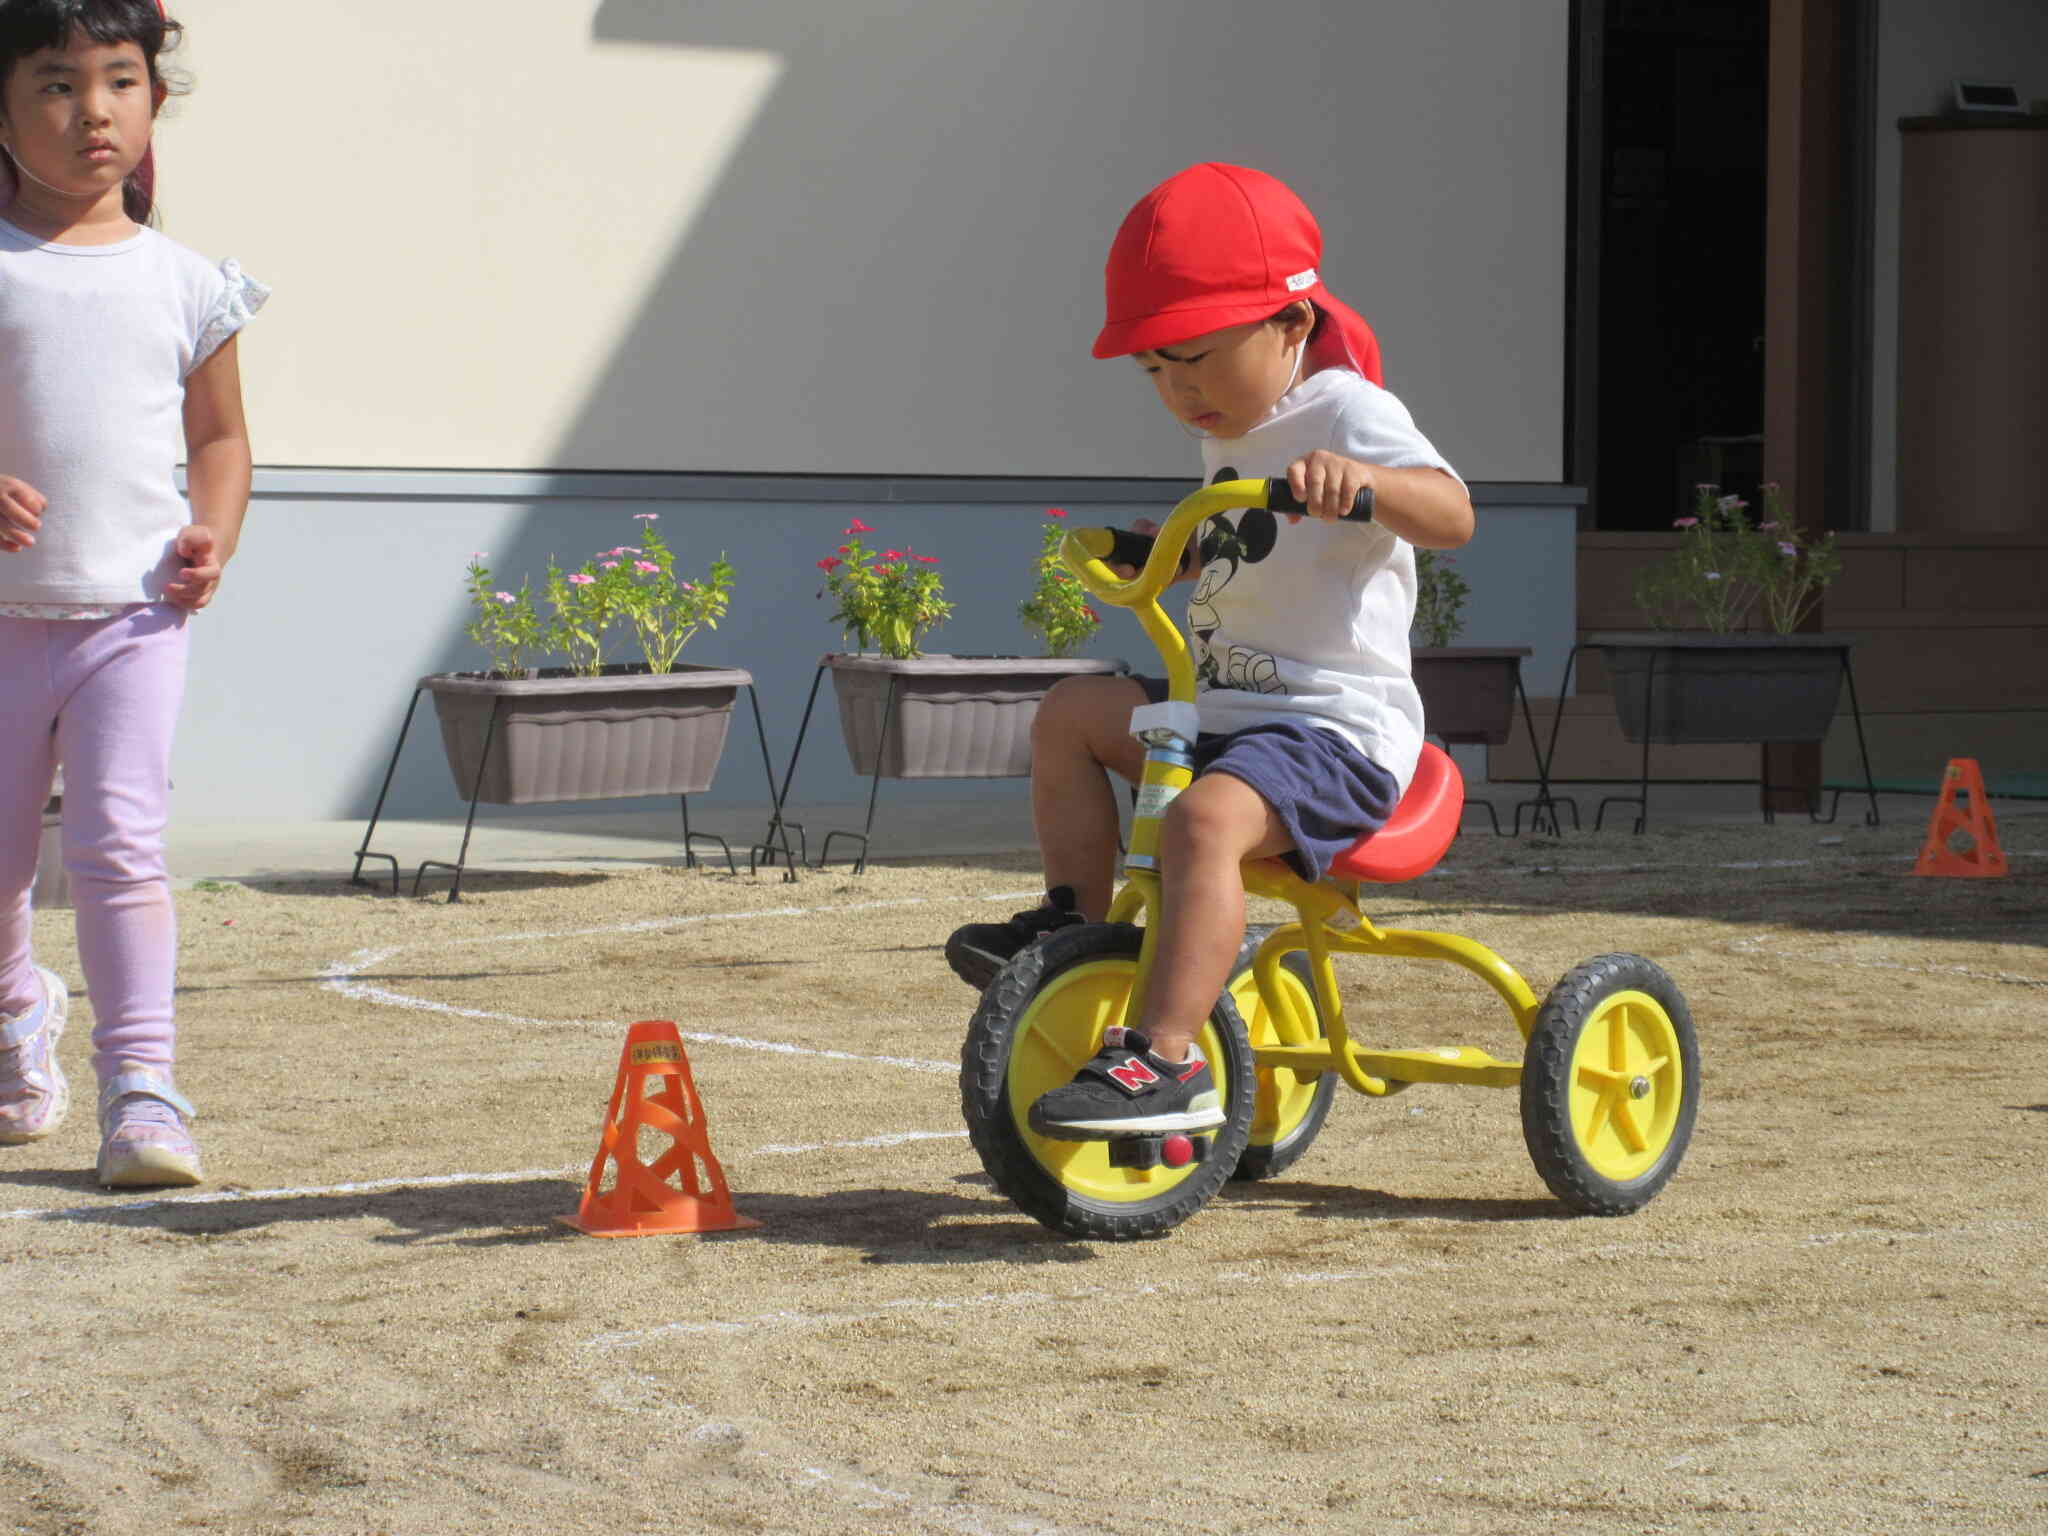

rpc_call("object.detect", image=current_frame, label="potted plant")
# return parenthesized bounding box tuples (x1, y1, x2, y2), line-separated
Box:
(1594, 483, 1849, 745)
(424, 517, 751, 804)
(1409, 548, 1530, 746)
(815, 510, 1125, 779)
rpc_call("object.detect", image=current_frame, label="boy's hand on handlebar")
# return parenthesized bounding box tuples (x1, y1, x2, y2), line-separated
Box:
(1107, 518, 1200, 583)
(1285, 451, 1375, 524)
(0, 475, 46, 553)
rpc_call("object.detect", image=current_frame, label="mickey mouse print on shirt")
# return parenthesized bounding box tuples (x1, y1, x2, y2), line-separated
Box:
(1186, 466, 1289, 696)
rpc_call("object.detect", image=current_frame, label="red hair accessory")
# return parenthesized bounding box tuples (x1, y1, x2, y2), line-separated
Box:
(1093, 162, 1382, 386)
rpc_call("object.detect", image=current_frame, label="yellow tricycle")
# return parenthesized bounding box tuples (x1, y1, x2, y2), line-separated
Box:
(959, 478, 1699, 1240)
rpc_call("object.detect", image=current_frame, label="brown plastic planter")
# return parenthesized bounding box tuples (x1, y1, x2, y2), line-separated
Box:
(423, 664, 750, 805)
(827, 654, 1128, 779)
(1412, 646, 1531, 746)
(1590, 632, 1852, 745)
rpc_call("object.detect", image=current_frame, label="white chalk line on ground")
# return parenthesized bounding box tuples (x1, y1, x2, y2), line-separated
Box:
(0, 1130, 971, 1224)
(576, 1215, 2044, 1353)
(1728, 935, 2048, 990)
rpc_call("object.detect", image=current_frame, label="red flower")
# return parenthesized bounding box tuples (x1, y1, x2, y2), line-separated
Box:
(915, 554, 939, 563)
(1046, 507, 1067, 519)
(846, 518, 875, 534)
(836, 544, 852, 554)
(817, 557, 841, 572)
(883, 549, 905, 560)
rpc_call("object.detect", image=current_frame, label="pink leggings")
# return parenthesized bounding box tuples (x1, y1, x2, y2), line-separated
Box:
(0, 607, 188, 1077)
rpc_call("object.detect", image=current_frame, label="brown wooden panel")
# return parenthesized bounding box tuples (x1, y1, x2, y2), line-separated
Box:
(1846, 626, 2048, 710)
(1900, 547, 2048, 613)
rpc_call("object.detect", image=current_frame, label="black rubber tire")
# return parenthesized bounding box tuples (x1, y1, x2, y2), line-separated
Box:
(960, 923, 1256, 1241)
(1521, 953, 1700, 1215)
(1228, 926, 1338, 1182)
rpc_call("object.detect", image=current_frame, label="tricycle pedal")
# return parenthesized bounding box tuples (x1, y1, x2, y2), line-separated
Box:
(1108, 1132, 1210, 1170)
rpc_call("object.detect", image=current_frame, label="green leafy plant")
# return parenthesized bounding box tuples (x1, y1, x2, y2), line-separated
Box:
(1018, 508, 1100, 658)
(1633, 483, 1839, 634)
(464, 553, 547, 677)
(817, 518, 953, 658)
(614, 514, 734, 673)
(468, 521, 735, 678)
(1411, 548, 1471, 649)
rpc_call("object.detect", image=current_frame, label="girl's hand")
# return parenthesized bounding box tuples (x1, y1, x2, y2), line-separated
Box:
(1285, 451, 1376, 523)
(164, 525, 224, 610)
(0, 476, 46, 553)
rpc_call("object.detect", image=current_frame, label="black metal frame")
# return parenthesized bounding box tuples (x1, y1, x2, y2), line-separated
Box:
(350, 682, 795, 901)
(755, 660, 907, 876)
(1452, 662, 1579, 838)
(1534, 641, 1882, 833)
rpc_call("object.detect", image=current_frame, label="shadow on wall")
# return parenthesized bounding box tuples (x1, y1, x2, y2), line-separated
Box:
(569, 0, 1495, 480)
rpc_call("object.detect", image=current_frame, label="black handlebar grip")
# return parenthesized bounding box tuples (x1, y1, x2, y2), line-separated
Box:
(1263, 477, 1375, 523)
(1101, 526, 1160, 571)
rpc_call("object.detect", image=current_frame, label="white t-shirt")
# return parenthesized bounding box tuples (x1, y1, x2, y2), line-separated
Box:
(1192, 366, 1461, 794)
(0, 217, 267, 608)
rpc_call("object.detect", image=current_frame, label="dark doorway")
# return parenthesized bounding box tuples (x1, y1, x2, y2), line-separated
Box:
(1569, 0, 1770, 530)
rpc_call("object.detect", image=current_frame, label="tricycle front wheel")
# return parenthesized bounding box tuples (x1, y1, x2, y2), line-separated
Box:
(1520, 953, 1699, 1215)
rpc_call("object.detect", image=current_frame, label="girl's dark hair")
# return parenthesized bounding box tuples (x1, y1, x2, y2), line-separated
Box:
(0, 0, 184, 225)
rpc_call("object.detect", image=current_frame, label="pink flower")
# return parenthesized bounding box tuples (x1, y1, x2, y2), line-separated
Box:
(1046, 507, 1067, 519)
(1758, 522, 1779, 532)
(472, 551, 488, 560)
(817, 557, 841, 572)
(883, 548, 904, 559)
(1778, 542, 1797, 557)
(1674, 517, 1699, 528)
(681, 582, 695, 592)
(836, 544, 852, 555)
(634, 560, 659, 574)
(567, 572, 595, 586)
(600, 561, 619, 570)
(846, 518, 875, 534)
(493, 591, 515, 604)
(1717, 495, 1746, 511)
(915, 554, 939, 563)
(633, 513, 658, 522)
(1761, 481, 1781, 494)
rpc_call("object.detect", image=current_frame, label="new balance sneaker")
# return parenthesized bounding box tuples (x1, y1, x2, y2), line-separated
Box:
(1027, 1024, 1224, 1140)
(945, 885, 1086, 990)
(0, 965, 70, 1145)
(96, 1065, 202, 1188)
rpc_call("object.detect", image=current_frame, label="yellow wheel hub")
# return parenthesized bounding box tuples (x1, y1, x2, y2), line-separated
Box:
(1007, 959, 1224, 1204)
(1568, 989, 1685, 1181)
(1230, 967, 1321, 1145)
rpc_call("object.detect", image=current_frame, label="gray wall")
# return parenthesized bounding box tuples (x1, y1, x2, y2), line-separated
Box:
(176, 474, 1579, 822)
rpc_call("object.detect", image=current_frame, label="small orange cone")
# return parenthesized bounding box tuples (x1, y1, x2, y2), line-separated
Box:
(558, 1020, 762, 1237)
(1911, 759, 2008, 879)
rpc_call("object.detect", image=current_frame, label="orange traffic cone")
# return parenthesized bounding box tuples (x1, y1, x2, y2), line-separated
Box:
(1911, 758, 2008, 879)
(558, 1020, 762, 1237)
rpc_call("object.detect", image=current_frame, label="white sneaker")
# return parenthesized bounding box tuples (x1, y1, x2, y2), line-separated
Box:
(0, 965, 70, 1144)
(96, 1065, 201, 1188)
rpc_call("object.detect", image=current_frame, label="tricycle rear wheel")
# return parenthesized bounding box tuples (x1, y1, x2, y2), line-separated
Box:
(1520, 953, 1698, 1215)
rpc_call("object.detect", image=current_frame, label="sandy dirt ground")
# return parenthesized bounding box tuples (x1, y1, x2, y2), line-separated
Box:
(2, 812, 2044, 1536)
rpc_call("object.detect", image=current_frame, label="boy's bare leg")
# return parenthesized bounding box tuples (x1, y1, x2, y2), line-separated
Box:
(1029, 675, 1148, 921)
(1136, 773, 1292, 1063)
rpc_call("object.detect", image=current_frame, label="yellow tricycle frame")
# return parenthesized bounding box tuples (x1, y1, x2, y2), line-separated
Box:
(1069, 479, 1538, 1099)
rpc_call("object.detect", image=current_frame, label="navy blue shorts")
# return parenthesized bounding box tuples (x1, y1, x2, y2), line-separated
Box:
(1137, 676, 1400, 883)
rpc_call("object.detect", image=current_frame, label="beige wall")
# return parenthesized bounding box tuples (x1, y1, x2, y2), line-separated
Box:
(156, 1, 1568, 480)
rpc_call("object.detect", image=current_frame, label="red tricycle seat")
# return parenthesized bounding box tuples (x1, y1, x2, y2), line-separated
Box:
(1325, 742, 1464, 884)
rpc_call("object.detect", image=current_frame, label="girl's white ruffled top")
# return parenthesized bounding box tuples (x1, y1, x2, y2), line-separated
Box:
(0, 217, 269, 615)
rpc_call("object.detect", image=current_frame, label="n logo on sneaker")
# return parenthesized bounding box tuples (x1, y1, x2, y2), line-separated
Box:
(1105, 1056, 1161, 1094)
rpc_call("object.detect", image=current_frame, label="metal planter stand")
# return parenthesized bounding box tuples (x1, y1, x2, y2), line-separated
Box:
(351, 672, 795, 901)
(1537, 635, 1881, 833)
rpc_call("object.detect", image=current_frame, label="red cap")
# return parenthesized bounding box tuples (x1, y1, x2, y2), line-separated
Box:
(1092, 163, 1382, 385)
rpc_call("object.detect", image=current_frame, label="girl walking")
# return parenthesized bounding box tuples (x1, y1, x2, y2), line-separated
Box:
(0, 0, 265, 1185)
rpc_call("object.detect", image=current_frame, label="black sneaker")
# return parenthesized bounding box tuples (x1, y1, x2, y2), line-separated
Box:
(1027, 1025, 1224, 1141)
(945, 886, 1085, 990)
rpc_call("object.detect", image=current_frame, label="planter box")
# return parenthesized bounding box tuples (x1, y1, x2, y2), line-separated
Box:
(828, 654, 1127, 779)
(423, 664, 750, 805)
(1413, 646, 1530, 746)
(1589, 632, 1852, 746)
